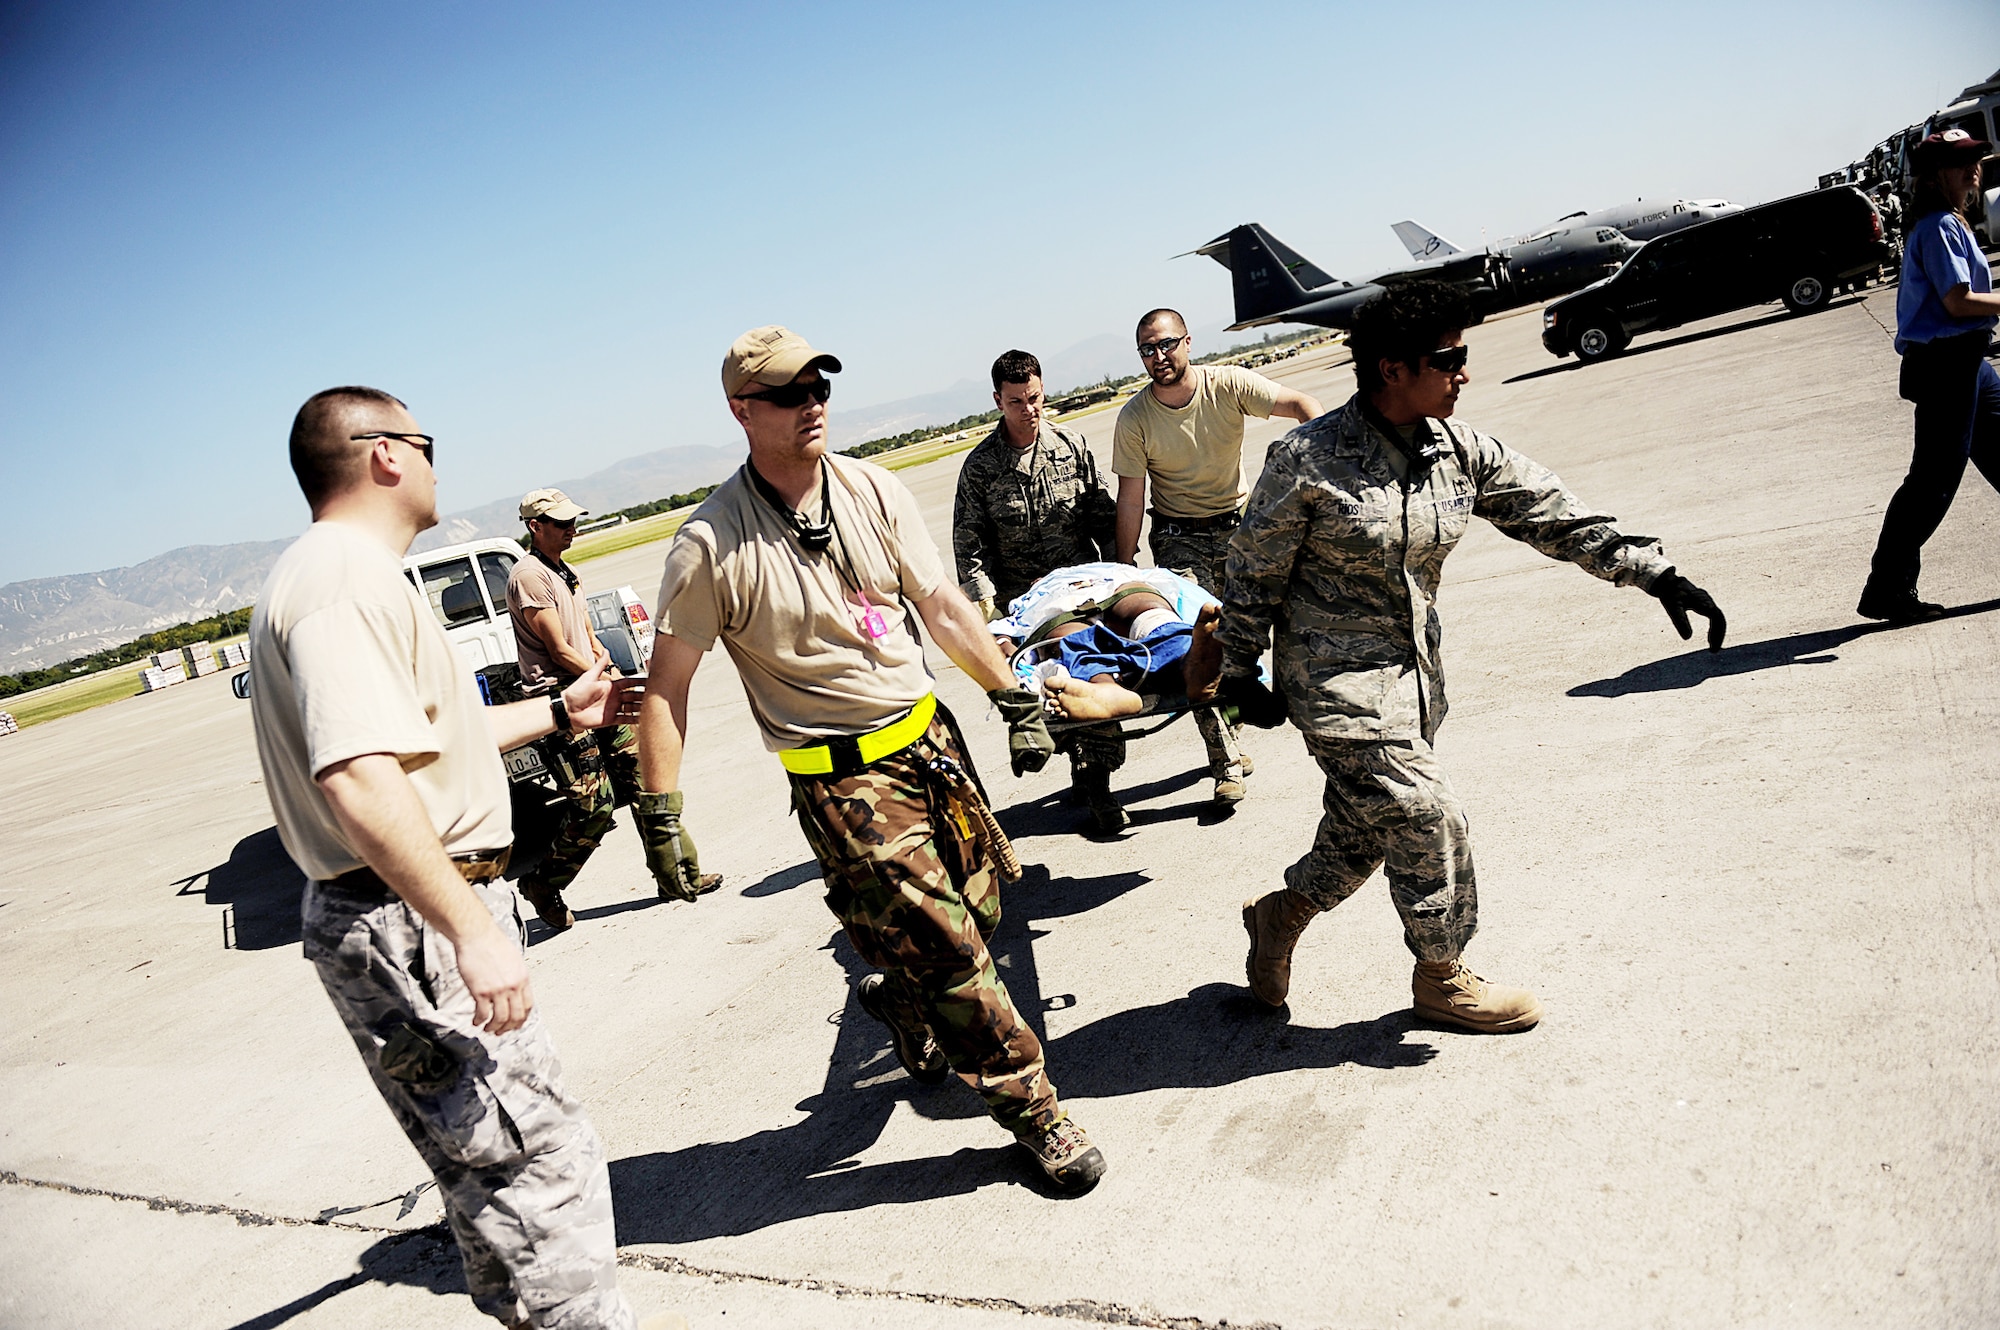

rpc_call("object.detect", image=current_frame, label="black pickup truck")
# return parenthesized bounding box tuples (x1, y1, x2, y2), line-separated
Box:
(1542, 185, 1890, 363)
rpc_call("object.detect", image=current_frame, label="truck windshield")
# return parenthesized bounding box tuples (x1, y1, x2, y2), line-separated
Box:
(420, 557, 489, 628)
(478, 552, 515, 614)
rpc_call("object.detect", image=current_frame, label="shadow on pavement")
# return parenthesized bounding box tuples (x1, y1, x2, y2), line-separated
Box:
(1503, 300, 1865, 385)
(741, 859, 821, 898)
(1569, 598, 2000, 697)
(995, 765, 1207, 842)
(174, 826, 306, 951)
(610, 861, 1435, 1242)
(1045, 986, 1436, 1099)
(220, 1227, 460, 1330)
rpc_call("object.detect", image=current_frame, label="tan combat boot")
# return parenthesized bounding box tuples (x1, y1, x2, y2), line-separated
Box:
(1241, 888, 1321, 1008)
(1412, 959, 1543, 1033)
(1018, 1115, 1106, 1194)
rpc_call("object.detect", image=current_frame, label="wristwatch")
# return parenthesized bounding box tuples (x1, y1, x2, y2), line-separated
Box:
(550, 695, 573, 734)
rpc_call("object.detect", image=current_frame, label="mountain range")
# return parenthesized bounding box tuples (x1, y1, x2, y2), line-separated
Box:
(1, 325, 1213, 675)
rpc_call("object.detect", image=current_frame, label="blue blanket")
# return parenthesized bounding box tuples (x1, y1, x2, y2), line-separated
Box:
(1053, 620, 1194, 690)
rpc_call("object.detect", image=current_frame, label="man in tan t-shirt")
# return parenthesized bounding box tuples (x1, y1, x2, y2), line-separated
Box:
(632, 325, 1106, 1195)
(1111, 307, 1322, 807)
(250, 386, 679, 1330)
(505, 487, 709, 931)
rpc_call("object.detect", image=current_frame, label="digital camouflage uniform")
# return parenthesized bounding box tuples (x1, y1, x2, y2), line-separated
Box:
(528, 722, 643, 896)
(952, 421, 1125, 778)
(789, 715, 1060, 1136)
(1219, 395, 1671, 961)
(303, 871, 635, 1329)
(1147, 516, 1245, 777)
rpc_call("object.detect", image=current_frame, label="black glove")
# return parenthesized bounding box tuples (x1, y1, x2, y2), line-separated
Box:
(634, 791, 722, 901)
(1217, 671, 1288, 729)
(1650, 569, 1727, 652)
(987, 687, 1056, 776)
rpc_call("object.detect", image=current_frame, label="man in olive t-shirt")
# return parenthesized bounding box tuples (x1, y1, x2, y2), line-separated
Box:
(1111, 307, 1322, 807)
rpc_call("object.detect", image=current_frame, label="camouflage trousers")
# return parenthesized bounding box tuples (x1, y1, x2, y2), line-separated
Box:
(789, 716, 1061, 1137)
(1147, 518, 1243, 776)
(1285, 734, 1478, 965)
(302, 874, 635, 1330)
(1057, 722, 1127, 776)
(529, 724, 643, 895)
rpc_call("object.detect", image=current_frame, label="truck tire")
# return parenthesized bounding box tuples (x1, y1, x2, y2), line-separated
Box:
(1573, 317, 1628, 363)
(1782, 274, 1831, 314)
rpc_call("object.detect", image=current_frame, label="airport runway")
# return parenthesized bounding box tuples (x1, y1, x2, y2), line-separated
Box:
(4, 289, 1998, 1329)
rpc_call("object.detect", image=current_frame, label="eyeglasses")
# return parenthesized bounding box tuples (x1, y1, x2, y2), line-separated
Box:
(352, 431, 435, 466)
(533, 516, 577, 531)
(737, 378, 833, 409)
(1425, 345, 1470, 374)
(1136, 336, 1186, 361)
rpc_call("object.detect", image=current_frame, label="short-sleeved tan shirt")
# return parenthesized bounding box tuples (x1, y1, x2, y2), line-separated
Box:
(655, 454, 946, 750)
(1111, 364, 1282, 518)
(249, 521, 511, 881)
(506, 552, 591, 693)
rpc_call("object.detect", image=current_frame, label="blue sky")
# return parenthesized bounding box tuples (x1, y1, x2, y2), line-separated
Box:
(1, 0, 1994, 584)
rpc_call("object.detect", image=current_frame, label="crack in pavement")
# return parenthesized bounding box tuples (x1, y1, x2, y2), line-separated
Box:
(1, 1169, 1287, 1329)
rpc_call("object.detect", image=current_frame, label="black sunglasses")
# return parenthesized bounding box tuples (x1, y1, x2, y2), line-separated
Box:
(1137, 335, 1186, 360)
(352, 431, 435, 466)
(738, 378, 833, 409)
(1425, 345, 1470, 374)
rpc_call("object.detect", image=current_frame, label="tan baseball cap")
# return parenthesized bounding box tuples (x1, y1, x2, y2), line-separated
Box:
(520, 488, 587, 522)
(722, 325, 842, 397)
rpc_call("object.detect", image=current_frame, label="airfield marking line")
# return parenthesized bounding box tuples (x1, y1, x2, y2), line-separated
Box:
(1, 1168, 1289, 1329)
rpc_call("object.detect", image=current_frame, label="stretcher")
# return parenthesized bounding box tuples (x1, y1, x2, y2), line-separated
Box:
(991, 562, 1234, 737)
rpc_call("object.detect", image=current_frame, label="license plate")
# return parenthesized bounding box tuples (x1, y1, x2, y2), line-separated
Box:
(503, 747, 546, 779)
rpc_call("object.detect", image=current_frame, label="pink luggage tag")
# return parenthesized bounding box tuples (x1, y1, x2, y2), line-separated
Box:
(853, 592, 888, 641)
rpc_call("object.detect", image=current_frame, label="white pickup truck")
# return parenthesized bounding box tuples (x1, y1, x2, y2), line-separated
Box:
(402, 539, 655, 847)
(404, 537, 655, 679)
(232, 537, 655, 859)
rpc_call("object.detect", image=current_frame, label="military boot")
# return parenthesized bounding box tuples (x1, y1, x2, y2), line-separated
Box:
(1017, 1115, 1106, 1194)
(517, 878, 574, 931)
(1073, 764, 1129, 835)
(856, 974, 950, 1083)
(1412, 959, 1543, 1033)
(1241, 888, 1321, 1007)
(1856, 586, 1946, 623)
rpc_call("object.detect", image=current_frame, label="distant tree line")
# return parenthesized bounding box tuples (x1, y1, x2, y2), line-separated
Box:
(0, 606, 255, 700)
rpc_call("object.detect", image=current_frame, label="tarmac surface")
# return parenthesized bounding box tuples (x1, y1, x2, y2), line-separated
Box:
(4, 286, 1999, 1329)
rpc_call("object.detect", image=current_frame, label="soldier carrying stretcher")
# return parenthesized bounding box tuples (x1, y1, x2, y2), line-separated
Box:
(1219, 281, 1726, 1033)
(632, 326, 1108, 1194)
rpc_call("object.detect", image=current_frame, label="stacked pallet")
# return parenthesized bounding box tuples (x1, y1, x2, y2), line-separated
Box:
(218, 642, 249, 668)
(140, 663, 188, 693)
(0, 711, 18, 736)
(182, 642, 218, 677)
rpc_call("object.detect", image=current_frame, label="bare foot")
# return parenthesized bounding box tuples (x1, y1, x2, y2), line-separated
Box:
(1046, 672, 1145, 722)
(1184, 602, 1223, 703)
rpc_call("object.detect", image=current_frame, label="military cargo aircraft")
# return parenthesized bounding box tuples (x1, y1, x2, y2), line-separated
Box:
(1188, 220, 1636, 331)
(1392, 198, 1742, 263)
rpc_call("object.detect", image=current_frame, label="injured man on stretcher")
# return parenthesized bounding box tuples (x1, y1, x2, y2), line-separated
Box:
(990, 563, 1226, 723)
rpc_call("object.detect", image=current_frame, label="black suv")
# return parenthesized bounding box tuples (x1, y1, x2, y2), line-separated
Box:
(1541, 186, 1888, 362)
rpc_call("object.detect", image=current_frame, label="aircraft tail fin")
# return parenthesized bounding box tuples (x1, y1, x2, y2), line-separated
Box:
(1181, 223, 1335, 328)
(1391, 220, 1462, 260)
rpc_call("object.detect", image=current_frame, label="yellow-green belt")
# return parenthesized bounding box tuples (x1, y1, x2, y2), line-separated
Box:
(778, 693, 938, 777)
